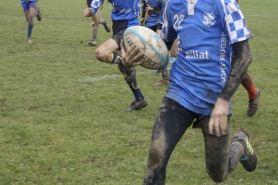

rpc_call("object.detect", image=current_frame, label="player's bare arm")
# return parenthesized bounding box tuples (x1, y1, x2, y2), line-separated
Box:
(209, 40, 252, 137)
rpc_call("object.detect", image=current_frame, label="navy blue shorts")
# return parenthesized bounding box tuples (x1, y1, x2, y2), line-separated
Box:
(157, 23, 163, 31)
(147, 25, 158, 32)
(111, 20, 130, 50)
(22, 0, 37, 12)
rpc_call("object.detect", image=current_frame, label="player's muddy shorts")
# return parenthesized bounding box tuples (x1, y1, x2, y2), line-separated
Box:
(159, 97, 231, 135)
(157, 23, 163, 30)
(112, 20, 139, 50)
(147, 25, 158, 32)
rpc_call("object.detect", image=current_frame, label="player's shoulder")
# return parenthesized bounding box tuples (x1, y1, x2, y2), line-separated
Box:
(216, 0, 241, 14)
(219, 0, 239, 6)
(164, 0, 183, 9)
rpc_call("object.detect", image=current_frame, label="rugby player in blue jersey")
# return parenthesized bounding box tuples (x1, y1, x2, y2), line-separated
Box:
(85, 0, 111, 46)
(121, 0, 257, 183)
(235, 0, 260, 116)
(140, 0, 160, 32)
(141, 0, 172, 86)
(84, 0, 148, 111)
(21, 0, 42, 44)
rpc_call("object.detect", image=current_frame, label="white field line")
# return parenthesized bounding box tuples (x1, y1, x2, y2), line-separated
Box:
(77, 69, 171, 83)
(1, 13, 277, 20)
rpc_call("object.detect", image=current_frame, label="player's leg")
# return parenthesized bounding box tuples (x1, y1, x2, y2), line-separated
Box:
(143, 98, 194, 185)
(107, 20, 147, 111)
(94, 38, 120, 63)
(94, 36, 147, 111)
(113, 37, 147, 111)
(241, 73, 260, 117)
(153, 24, 170, 86)
(23, 1, 37, 44)
(97, 6, 111, 33)
(88, 7, 110, 46)
(197, 116, 257, 182)
(34, 0, 42, 21)
(199, 117, 237, 182)
(116, 58, 148, 112)
(89, 10, 100, 46)
(153, 26, 163, 76)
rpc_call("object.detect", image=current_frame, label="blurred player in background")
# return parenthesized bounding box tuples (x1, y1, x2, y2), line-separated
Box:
(235, 0, 260, 117)
(141, 0, 172, 86)
(152, 0, 171, 86)
(140, 0, 160, 32)
(86, 0, 111, 46)
(21, 0, 42, 44)
(84, 0, 148, 111)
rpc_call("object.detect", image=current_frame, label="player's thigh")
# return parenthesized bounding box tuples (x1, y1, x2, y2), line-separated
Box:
(93, 9, 101, 24)
(28, 7, 36, 18)
(95, 38, 119, 61)
(23, 11, 29, 22)
(149, 98, 195, 160)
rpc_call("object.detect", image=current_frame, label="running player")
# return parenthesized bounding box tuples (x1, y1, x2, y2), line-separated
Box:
(236, 0, 260, 116)
(140, 0, 160, 32)
(86, 0, 111, 46)
(84, 0, 148, 111)
(148, 0, 171, 86)
(121, 0, 257, 183)
(21, 0, 42, 44)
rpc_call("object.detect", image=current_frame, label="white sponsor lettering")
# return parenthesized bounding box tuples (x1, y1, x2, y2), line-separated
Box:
(220, 63, 226, 83)
(220, 32, 227, 60)
(185, 50, 209, 59)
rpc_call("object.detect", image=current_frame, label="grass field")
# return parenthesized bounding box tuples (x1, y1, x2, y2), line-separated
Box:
(0, 0, 278, 184)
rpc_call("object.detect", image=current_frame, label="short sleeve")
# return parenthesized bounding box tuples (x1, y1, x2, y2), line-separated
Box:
(222, 0, 253, 44)
(91, 0, 104, 15)
(160, 0, 177, 42)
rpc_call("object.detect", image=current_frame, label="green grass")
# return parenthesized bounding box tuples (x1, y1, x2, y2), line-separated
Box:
(0, 0, 278, 184)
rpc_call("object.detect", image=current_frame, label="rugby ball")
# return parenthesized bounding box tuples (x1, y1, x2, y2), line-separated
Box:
(123, 26, 168, 70)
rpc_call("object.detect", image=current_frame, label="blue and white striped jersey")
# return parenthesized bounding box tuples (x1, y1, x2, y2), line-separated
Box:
(161, 0, 253, 115)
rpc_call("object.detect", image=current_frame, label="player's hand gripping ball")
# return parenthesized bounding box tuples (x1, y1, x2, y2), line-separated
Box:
(123, 26, 169, 70)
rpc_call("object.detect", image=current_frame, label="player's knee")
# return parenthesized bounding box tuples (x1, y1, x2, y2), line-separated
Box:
(208, 174, 225, 182)
(94, 49, 106, 62)
(147, 145, 166, 170)
(207, 166, 227, 182)
(28, 15, 34, 22)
